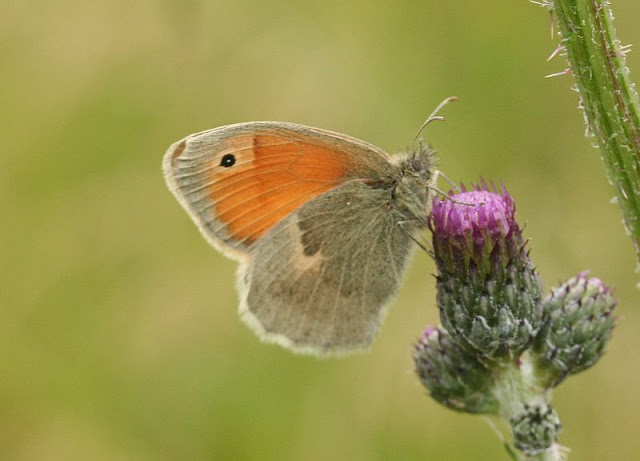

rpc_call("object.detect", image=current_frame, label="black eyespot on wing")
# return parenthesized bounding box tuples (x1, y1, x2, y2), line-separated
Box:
(220, 153, 236, 167)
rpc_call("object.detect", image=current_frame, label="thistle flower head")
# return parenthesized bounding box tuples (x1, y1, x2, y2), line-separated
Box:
(415, 179, 617, 459)
(430, 183, 543, 363)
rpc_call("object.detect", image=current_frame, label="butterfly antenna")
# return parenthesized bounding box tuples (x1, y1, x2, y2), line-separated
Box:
(411, 96, 459, 153)
(437, 170, 461, 192)
(425, 170, 462, 203)
(429, 172, 473, 207)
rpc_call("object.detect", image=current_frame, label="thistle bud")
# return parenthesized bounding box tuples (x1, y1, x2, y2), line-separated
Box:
(413, 326, 498, 414)
(430, 184, 543, 362)
(510, 403, 561, 455)
(533, 272, 616, 388)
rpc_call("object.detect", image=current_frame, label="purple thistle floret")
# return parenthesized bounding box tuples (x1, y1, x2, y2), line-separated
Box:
(429, 183, 543, 363)
(431, 188, 515, 248)
(431, 185, 520, 277)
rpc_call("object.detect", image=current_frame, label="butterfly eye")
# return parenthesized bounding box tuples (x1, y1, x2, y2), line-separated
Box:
(220, 153, 236, 168)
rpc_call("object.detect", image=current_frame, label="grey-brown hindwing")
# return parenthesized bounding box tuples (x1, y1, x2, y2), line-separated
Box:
(238, 180, 415, 354)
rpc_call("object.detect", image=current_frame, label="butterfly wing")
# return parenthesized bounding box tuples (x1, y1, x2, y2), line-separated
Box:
(163, 121, 395, 260)
(239, 180, 416, 355)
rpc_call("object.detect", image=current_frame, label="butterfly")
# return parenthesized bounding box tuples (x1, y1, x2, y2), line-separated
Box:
(163, 99, 454, 356)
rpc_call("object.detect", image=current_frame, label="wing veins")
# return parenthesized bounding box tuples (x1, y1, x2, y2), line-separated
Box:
(210, 182, 336, 245)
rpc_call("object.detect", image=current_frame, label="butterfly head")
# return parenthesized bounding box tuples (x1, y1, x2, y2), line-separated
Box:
(391, 141, 438, 225)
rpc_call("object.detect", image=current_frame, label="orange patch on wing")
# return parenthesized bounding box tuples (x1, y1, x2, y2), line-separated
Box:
(209, 134, 348, 245)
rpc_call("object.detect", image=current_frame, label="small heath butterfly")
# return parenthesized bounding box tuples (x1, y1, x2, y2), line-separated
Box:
(163, 98, 454, 356)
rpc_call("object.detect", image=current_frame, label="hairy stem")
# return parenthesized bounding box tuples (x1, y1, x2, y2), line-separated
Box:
(549, 0, 640, 269)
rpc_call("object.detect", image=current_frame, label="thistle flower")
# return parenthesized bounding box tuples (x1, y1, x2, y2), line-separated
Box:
(414, 181, 617, 460)
(429, 184, 543, 363)
(533, 272, 616, 388)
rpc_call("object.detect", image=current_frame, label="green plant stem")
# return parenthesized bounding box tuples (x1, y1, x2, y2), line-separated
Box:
(493, 356, 563, 460)
(550, 0, 640, 270)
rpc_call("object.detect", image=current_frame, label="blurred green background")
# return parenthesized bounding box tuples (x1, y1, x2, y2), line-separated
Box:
(3, 0, 640, 459)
